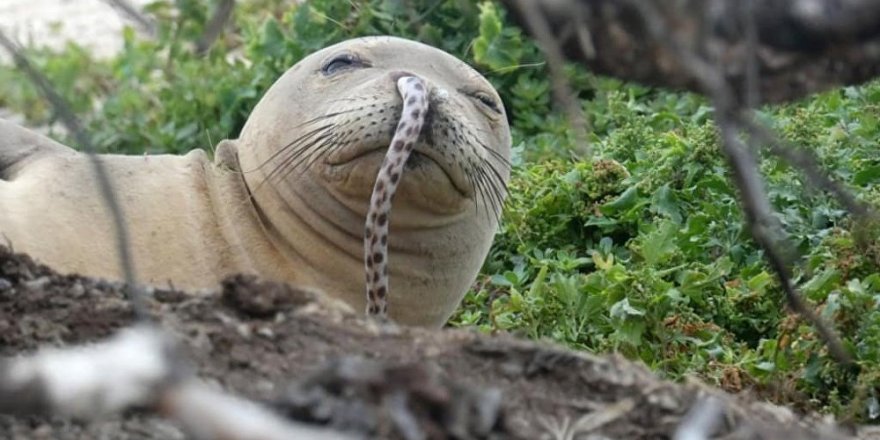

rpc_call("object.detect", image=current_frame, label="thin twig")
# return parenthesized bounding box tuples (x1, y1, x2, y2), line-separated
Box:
(101, 0, 157, 37)
(718, 115, 852, 364)
(624, 0, 852, 365)
(744, 116, 872, 219)
(0, 31, 149, 322)
(742, 0, 760, 109)
(0, 325, 352, 439)
(196, 0, 237, 55)
(511, 0, 591, 158)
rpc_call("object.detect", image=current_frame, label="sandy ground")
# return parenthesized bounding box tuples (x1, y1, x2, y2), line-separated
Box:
(0, 245, 860, 440)
(0, 0, 152, 62)
(0, 0, 152, 126)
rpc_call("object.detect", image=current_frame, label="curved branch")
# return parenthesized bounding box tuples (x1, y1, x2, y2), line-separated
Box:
(500, 0, 880, 104)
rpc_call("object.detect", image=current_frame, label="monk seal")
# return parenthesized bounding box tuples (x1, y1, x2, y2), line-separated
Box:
(0, 36, 511, 327)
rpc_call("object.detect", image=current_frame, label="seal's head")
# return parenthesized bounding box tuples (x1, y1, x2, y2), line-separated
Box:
(233, 36, 511, 327)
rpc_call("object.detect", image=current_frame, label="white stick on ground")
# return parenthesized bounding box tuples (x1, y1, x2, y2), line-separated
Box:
(0, 325, 353, 440)
(160, 381, 354, 440)
(0, 325, 171, 418)
(674, 396, 724, 440)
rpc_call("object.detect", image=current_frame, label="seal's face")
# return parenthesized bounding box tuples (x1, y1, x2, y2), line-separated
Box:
(236, 36, 511, 326)
(316, 40, 509, 216)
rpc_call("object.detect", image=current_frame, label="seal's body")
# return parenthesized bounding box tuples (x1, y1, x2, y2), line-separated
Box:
(0, 122, 270, 290)
(0, 37, 511, 327)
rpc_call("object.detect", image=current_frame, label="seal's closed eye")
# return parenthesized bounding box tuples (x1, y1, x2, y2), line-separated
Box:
(322, 53, 370, 76)
(472, 91, 501, 114)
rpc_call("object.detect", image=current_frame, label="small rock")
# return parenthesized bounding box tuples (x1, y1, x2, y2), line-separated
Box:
(255, 379, 276, 394)
(68, 283, 85, 298)
(221, 274, 314, 318)
(22, 276, 51, 291)
(257, 326, 275, 339)
(647, 390, 680, 410)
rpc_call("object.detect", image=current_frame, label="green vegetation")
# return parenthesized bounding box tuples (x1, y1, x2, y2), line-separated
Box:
(3, 0, 880, 421)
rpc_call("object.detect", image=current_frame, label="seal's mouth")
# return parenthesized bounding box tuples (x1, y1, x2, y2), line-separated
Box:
(326, 144, 472, 198)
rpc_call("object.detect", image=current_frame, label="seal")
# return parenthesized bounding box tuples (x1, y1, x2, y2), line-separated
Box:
(0, 36, 512, 327)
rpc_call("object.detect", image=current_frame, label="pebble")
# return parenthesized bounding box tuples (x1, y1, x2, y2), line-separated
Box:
(68, 282, 85, 298)
(22, 276, 51, 291)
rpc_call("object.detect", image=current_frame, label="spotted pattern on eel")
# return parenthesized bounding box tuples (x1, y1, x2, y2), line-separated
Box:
(364, 76, 428, 318)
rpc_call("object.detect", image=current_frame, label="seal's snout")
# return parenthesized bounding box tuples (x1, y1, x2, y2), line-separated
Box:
(430, 87, 450, 104)
(389, 70, 416, 83)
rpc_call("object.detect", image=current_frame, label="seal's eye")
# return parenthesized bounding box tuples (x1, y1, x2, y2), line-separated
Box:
(473, 91, 501, 114)
(322, 53, 365, 75)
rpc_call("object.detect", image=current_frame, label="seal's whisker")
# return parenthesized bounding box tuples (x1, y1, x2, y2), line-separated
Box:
(316, 122, 363, 163)
(472, 135, 512, 169)
(313, 138, 353, 170)
(474, 167, 502, 224)
(291, 107, 359, 129)
(482, 144, 512, 169)
(246, 111, 354, 177)
(468, 127, 513, 170)
(282, 131, 347, 184)
(238, 129, 331, 205)
(282, 119, 364, 183)
(253, 130, 336, 194)
(324, 97, 368, 105)
(480, 172, 504, 225)
(466, 168, 480, 214)
(476, 158, 507, 221)
(308, 126, 356, 164)
(478, 152, 510, 198)
(300, 133, 345, 173)
(274, 131, 340, 184)
(264, 131, 334, 185)
(470, 171, 494, 223)
(242, 124, 332, 174)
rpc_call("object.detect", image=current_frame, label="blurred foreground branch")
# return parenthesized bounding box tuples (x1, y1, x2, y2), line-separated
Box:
(0, 326, 351, 440)
(500, 0, 880, 105)
(196, 0, 236, 55)
(0, 30, 148, 320)
(102, 0, 157, 37)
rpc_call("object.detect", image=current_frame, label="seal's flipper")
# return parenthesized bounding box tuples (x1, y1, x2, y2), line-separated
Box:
(0, 119, 74, 180)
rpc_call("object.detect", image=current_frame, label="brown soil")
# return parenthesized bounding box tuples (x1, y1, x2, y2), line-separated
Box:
(0, 246, 858, 439)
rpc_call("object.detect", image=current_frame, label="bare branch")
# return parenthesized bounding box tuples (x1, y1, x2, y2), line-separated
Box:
(0, 31, 148, 320)
(159, 382, 353, 440)
(573, 0, 856, 365)
(744, 0, 880, 51)
(0, 326, 172, 418)
(510, 0, 591, 157)
(718, 116, 852, 365)
(500, 0, 880, 104)
(0, 326, 352, 440)
(743, 116, 873, 219)
(196, 0, 237, 55)
(101, 0, 157, 37)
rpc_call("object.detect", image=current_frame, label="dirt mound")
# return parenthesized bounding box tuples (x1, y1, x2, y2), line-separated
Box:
(0, 247, 856, 439)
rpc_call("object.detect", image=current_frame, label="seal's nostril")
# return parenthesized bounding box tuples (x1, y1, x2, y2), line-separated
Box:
(433, 88, 449, 102)
(389, 70, 416, 82)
